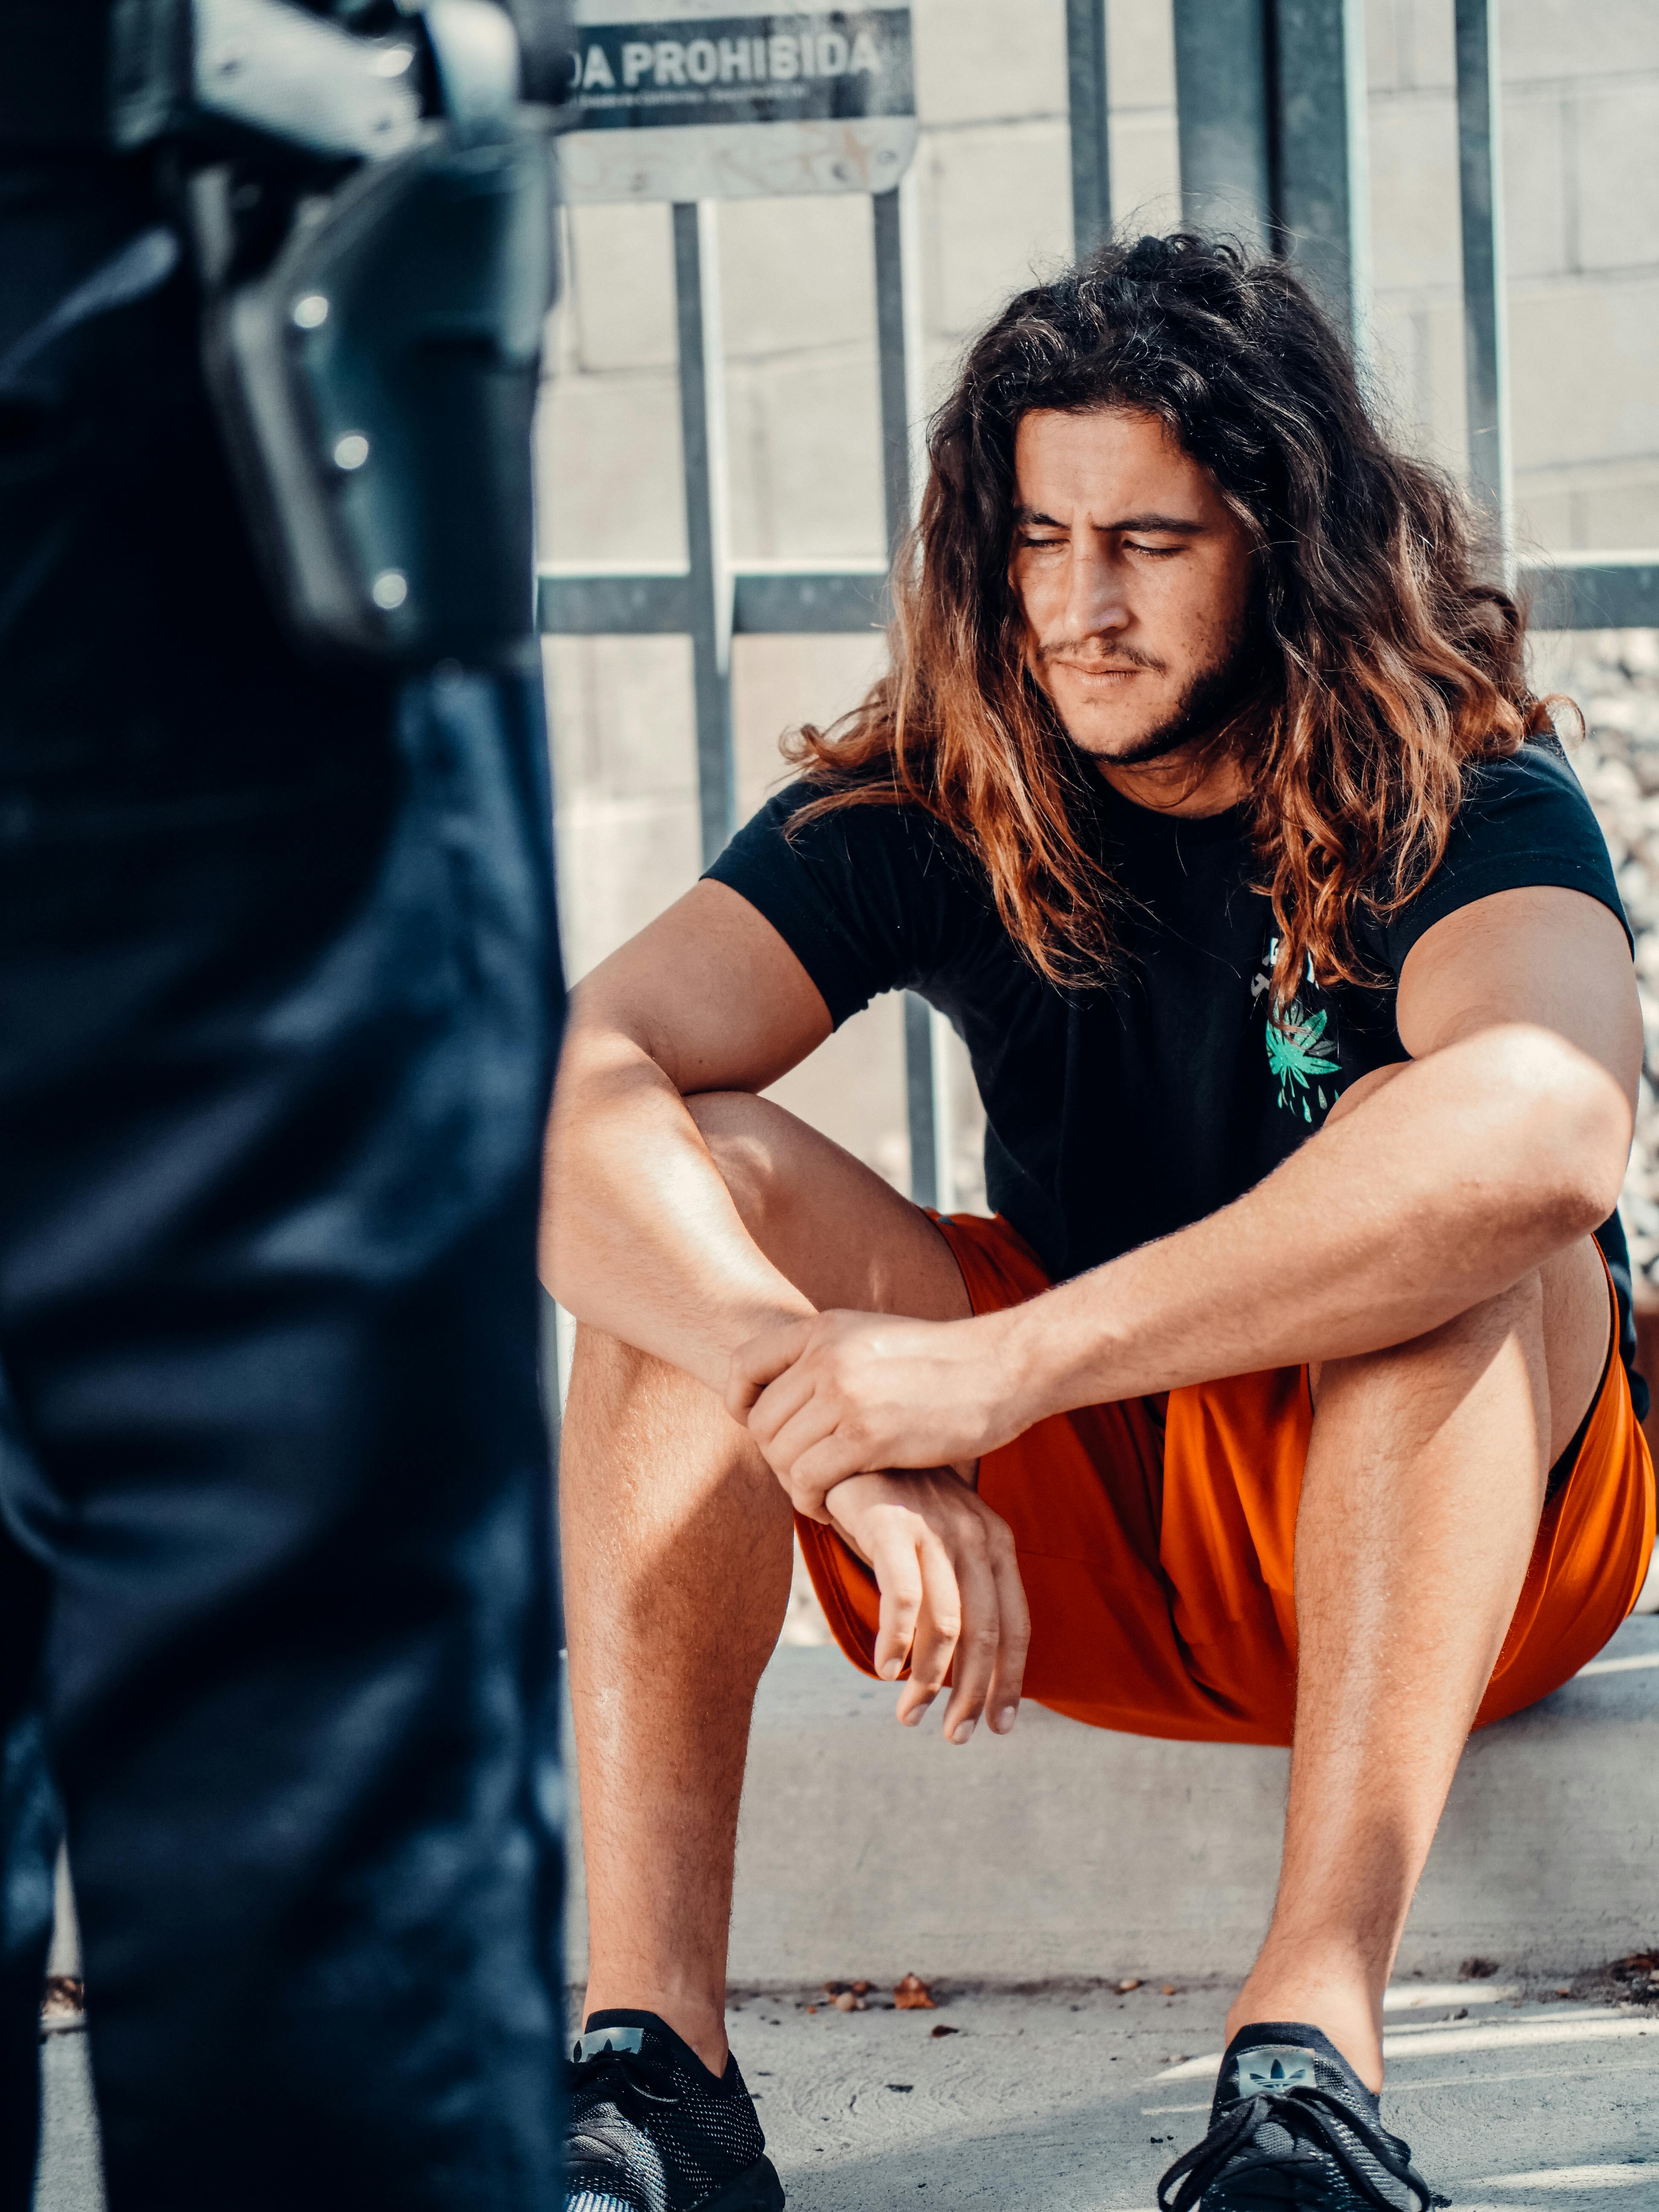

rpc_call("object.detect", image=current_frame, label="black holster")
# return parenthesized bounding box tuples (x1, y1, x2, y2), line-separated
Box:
(107, 0, 567, 668)
(206, 118, 556, 667)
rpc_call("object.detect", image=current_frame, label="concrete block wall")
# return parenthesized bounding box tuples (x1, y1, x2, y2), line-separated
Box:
(539, 0, 1659, 1193)
(1365, 0, 1659, 557)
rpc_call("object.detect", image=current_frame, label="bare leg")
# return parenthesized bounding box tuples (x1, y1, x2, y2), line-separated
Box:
(560, 1094, 969, 2071)
(1227, 1227, 1609, 2086)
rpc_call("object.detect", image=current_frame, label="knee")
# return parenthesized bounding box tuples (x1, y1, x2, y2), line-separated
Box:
(684, 1090, 793, 1246)
(1311, 1265, 1547, 1405)
(1458, 1261, 1548, 1340)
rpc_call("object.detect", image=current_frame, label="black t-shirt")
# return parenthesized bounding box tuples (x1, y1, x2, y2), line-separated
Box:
(707, 737, 1645, 1406)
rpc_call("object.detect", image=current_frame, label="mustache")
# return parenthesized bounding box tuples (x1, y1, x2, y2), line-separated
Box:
(1033, 636, 1166, 672)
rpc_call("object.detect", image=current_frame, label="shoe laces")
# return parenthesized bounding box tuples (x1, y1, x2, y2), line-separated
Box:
(1155, 2083, 1449, 2212)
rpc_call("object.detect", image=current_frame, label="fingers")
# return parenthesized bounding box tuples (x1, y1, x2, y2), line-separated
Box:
(732, 1310, 992, 1513)
(935, 1524, 1001, 1744)
(835, 1490, 961, 1720)
(836, 1477, 1027, 1746)
(984, 1532, 1030, 1733)
(925, 1505, 1025, 1743)
(741, 1358, 819, 1447)
(755, 1403, 854, 1489)
(731, 1322, 871, 1516)
(724, 1320, 814, 1420)
(861, 1513, 924, 1684)
(897, 1527, 966, 1733)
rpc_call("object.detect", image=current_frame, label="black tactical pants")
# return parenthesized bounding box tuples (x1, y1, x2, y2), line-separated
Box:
(0, 152, 565, 2208)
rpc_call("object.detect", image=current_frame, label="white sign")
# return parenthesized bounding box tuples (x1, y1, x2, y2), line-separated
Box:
(557, 2, 916, 203)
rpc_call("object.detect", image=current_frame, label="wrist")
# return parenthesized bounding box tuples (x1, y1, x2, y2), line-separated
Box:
(686, 1293, 815, 1397)
(983, 1301, 1056, 1434)
(995, 1276, 1124, 1424)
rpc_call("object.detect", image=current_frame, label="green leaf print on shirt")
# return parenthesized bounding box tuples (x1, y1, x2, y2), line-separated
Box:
(1266, 1000, 1341, 1123)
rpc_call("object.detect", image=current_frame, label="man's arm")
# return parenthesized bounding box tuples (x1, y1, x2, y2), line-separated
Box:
(733, 885, 1641, 1507)
(544, 874, 1035, 1740)
(540, 878, 830, 1383)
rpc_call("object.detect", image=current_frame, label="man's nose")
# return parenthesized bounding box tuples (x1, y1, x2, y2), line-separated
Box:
(1066, 542, 1131, 638)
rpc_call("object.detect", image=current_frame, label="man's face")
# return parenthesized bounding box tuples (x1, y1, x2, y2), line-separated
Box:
(1010, 405, 1259, 780)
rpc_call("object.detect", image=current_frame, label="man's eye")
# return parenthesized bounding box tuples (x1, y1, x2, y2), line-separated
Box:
(1126, 541, 1182, 558)
(1020, 535, 1067, 551)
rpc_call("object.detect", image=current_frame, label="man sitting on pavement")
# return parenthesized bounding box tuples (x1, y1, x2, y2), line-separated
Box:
(543, 232, 1657, 2212)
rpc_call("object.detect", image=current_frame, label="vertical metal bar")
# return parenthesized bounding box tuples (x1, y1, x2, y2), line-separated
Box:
(928, 999, 956, 1214)
(672, 201, 735, 867)
(903, 992, 940, 1211)
(874, 184, 949, 1211)
(873, 185, 913, 562)
(1174, 0, 1369, 350)
(1065, 0, 1112, 256)
(1172, 0, 1273, 251)
(540, 1288, 566, 1642)
(1272, 0, 1370, 352)
(1454, 0, 1513, 575)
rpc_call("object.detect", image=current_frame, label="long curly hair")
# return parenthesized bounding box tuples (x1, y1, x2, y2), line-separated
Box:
(786, 232, 1550, 1001)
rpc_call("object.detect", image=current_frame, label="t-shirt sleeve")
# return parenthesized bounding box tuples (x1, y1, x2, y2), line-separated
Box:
(1377, 742, 1632, 974)
(703, 783, 968, 1027)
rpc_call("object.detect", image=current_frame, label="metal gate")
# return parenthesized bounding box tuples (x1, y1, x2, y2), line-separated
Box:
(540, 0, 1659, 1208)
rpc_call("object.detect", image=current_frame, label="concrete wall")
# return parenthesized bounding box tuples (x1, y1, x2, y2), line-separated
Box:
(1366, 0, 1659, 557)
(538, 0, 1659, 1192)
(565, 1615, 1659, 1985)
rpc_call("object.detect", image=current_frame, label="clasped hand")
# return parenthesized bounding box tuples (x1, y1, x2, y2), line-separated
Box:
(726, 1307, 1027, 1513)
(725, 1309, 1033, 1742)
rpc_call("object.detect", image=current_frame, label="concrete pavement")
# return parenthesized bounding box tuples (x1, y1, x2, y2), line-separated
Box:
(35, 1615, 1659, 2206)
(36, 2032, 102, 2212)
(717, 1972, 1659, 2212)
(35, 1968, 1659, 2210)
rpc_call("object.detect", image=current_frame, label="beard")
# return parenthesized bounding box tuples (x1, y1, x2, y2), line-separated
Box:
(1043, 610, 1264, 769)
(1102, 633, 1259, 764)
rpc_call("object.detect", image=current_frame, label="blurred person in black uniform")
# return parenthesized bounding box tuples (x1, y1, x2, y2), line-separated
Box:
(0, 3, 573, 2203)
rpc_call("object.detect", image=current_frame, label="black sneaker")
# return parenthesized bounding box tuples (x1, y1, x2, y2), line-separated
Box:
(1155, 2022, 1447, 2211)
(565, 2008, 785, 2212)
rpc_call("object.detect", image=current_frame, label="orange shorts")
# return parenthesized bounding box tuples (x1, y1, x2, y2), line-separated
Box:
(796, 1211, 1657, 1747)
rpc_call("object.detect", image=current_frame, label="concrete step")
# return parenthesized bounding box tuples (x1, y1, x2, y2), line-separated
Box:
(564, 1612, 1659, 1987)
